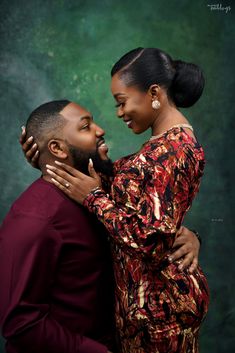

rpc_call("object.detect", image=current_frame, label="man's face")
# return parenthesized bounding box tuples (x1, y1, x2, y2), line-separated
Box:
(60, 102, 113, 176)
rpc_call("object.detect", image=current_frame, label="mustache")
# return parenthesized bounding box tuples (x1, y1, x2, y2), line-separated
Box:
(96, 137, 105, 148)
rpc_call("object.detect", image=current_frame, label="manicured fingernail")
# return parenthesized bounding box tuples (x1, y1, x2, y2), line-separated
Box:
(46, 164, 54, 170)
(55, 161, 62, 165)
(89, 158, 93, 166)
(35, 151, 39, 156)
(168, 256, 173, 263)
(28, 136, 33, 142)
(21, 125, 25, 131)
(178, 264, 183, 270)
(33, 143, 37, 148)
(47, 169, 54, 175)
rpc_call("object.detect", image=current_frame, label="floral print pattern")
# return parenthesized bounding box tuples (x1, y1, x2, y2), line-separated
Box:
(84, 126, 209, 353)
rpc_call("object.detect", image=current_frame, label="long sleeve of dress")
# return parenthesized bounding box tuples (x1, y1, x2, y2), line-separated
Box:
(83, 146, 193, 263)
(0, 209, 107, 353)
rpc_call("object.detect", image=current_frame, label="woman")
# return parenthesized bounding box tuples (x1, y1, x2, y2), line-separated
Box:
(23, 48, 209, 352)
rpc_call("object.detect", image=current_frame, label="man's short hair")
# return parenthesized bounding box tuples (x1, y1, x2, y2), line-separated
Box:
(26, 100, 71, 150)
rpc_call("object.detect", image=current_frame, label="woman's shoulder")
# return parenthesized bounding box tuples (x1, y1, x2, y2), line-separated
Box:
(142, 127, 205, 163)
(113, 127, 205, 177)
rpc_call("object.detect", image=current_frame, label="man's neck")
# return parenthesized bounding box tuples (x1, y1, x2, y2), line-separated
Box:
(42, 173, 53, 184)
(40, 162, 56, 185)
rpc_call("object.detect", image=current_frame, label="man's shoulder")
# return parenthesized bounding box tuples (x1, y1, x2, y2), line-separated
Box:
(11, 178, 80, 221)
(0, 178, 92, 244)
(3, 178, 101, 239)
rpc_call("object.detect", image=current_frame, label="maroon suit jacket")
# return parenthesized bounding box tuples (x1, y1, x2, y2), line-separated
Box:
(0, 178, 116, 353)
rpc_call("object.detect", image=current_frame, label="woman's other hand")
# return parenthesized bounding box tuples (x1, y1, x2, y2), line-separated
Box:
(19, 126, 40, 169)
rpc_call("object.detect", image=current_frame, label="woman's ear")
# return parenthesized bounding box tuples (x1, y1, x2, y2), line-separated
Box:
(148, 84, 160, 99)
(48, 139, 68, 160)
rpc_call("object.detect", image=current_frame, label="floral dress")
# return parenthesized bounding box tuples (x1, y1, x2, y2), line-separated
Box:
(84, 125, 209, 353)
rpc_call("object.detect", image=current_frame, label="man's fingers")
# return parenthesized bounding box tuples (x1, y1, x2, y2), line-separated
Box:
(178, 253, 194, 271)
(168, 244, 188, 262)
(188, 258, 198, 274)
(170, 227, 200, 271)
(172, 234, 190, 248)
(176, 225, 184, 236)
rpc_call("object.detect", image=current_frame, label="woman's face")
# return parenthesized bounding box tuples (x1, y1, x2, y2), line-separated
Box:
(111, 73, 157, 134)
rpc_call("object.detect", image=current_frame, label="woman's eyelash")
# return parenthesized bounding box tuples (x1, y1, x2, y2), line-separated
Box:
(115, 102, 124, 107)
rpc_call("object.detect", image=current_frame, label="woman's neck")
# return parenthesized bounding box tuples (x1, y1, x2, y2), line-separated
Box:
(151, 104, 189, 136)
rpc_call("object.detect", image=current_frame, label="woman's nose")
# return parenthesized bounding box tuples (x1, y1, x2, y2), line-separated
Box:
(117, 107, 124, 118)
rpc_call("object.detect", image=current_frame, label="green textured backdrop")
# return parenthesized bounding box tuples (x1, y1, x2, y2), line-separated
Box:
(0, 0, 234, 352)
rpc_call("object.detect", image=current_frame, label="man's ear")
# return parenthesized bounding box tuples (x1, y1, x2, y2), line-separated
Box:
(48, 139, 68, 159)
(148, 84, 160, 99)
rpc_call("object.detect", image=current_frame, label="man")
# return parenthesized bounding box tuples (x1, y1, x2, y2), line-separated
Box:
(0, 100, 200, 353)
(0, 100, 116, 353)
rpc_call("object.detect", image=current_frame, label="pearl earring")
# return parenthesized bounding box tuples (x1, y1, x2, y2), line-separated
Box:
(152, 99, 161, 110)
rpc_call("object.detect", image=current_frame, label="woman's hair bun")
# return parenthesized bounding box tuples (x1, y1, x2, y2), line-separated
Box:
(170, 60, 205, 108)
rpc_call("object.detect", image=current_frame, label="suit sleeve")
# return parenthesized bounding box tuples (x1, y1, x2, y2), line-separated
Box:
(0, 209, 107, 353)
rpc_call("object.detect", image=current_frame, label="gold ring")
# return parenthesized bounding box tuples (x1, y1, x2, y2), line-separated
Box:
(65, 182, 70, 188)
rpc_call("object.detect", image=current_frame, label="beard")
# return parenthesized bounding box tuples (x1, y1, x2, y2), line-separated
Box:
(67, 143, 114, 177)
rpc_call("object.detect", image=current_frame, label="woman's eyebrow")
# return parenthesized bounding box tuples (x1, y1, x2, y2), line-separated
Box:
(114, 93, 126, 98)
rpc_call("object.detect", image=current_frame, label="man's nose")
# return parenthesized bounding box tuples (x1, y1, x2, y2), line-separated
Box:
(95, 124, 105, 136)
